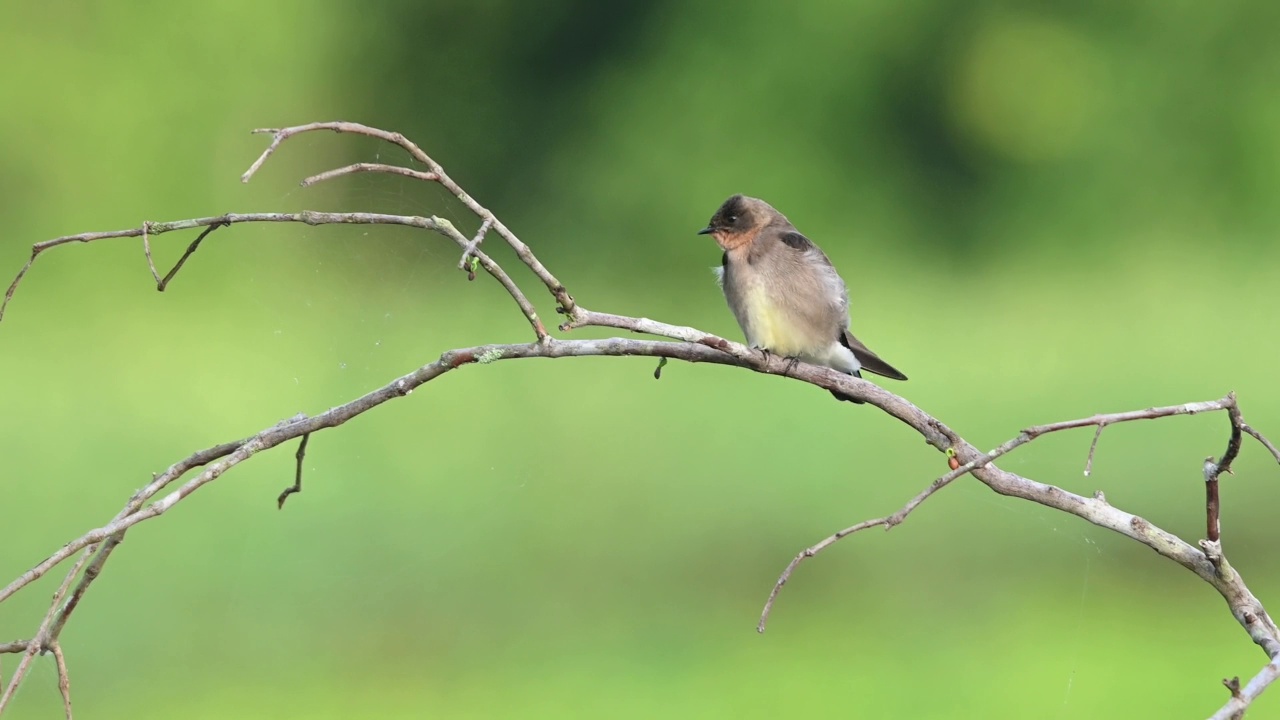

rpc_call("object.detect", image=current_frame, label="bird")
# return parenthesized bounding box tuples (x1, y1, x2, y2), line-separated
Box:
(696, 194, 907, 403)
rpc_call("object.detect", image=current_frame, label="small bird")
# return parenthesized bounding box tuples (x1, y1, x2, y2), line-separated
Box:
(697, 194, 907, 402)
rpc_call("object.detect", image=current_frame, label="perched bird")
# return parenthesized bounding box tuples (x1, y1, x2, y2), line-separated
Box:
(697, 194, 907, 403)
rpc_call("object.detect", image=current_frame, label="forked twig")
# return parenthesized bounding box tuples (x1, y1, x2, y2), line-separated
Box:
(243, 121, 574, 318)
(0, 548, 93, 714)
(760, 393, 1280, 653)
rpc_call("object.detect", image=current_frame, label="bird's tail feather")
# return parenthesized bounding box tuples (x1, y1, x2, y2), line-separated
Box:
(840, 330, 908, 381)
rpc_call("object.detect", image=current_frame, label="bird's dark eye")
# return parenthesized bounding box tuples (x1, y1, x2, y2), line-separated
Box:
(727, 215, 738, 224)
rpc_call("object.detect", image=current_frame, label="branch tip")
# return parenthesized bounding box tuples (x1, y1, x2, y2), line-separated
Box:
(1224, 676, 1242, 698)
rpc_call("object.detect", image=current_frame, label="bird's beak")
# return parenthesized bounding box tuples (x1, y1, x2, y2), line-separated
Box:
(696, 226, 714, 236)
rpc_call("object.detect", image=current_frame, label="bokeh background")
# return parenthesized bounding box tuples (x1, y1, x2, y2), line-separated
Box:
(3, 2, 1279, 718)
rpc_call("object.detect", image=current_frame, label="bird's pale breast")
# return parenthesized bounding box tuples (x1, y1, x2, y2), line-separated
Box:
(725, 257, 838, 359)
(740, 282, 810, 356)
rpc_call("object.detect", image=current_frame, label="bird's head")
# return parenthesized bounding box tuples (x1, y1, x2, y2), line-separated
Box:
(697, 194, 774, 250)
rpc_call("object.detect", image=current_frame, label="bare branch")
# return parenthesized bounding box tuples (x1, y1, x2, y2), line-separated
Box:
(45, 536, 121, 645)
(0, 210, 547, 338)
(1210, 659, 1280, 720)
(278, 433, 311, 509)
(301, 162, 438, 186)
(759, 392, 1280, 669)
(0, 548, 93, 714)
(0, 336, 759, 607)
(242, 122, 574, 315)
(1224, 395, 1280, 466)
(7, 123, 1280, 717)
(1241, 423, 1280, 464)
(155, 218, 230, 291)
(243, 123, 560, 337)
(1205, 457, 1223, 545)
(1021, 400, 1231, 437)
(459, 217, 494, 275)
(141, 221, 160, 285)
(759, 456, 976, 632)
(2, 212, 406, 321)
(1214, 393, 1246, 476)
(1084, 423, 1105, 476)
(51, 643, 72, 720)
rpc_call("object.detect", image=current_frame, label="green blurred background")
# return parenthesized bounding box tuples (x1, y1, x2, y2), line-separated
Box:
(3, 1, 1279, 717)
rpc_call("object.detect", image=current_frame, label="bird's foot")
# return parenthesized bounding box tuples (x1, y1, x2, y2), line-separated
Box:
(783, 356, 802, 375)
(753, 348, 805, 376)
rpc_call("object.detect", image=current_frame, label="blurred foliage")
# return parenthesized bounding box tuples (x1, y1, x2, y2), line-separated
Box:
(2, 1, 1279, 718)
